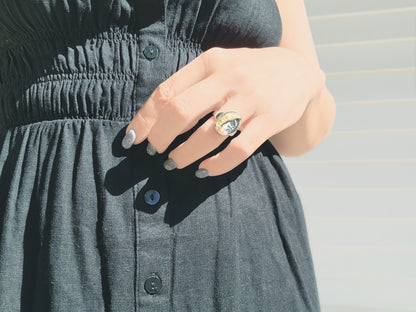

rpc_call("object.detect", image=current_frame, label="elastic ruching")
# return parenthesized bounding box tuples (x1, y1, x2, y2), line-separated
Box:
(0, 28, 142, 130)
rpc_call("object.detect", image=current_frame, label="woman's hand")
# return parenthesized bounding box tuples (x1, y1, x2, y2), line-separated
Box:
(122, 46, 326, 178)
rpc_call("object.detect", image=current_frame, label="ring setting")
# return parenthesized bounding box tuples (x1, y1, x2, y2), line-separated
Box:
(214, 111, 242, 136)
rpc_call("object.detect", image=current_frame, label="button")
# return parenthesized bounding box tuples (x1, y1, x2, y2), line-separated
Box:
(144, 189, 160, 205)
(144, 274, 162, 295)
(143, 44, 160, 60)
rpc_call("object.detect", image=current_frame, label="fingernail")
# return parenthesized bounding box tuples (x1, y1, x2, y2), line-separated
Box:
(122, 129, 136, 149)
(146, 142, 157, 156)
(163, 158, 177, 171)
(195, 168, 209, 178)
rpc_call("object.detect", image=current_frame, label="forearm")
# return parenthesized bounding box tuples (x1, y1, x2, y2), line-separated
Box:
(268, 83, 336, 157)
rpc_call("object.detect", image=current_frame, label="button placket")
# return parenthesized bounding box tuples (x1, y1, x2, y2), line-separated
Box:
(134, 23, 172, 310)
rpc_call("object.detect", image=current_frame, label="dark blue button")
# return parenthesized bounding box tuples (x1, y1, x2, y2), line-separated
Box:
(144, 189, 160, 205)
(144, 274, 162, 295)
(143, 44, 159, 60)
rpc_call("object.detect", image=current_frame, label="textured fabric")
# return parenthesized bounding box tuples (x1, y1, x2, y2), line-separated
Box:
(0, 0, 321, 311)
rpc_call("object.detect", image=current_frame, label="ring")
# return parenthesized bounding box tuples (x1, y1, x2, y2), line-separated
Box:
(214, 111, 242, 136)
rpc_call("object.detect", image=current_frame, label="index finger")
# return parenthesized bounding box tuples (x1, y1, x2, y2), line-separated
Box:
(123, 48, 215, 147)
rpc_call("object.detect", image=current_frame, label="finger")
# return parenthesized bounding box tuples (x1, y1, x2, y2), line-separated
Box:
(147, 71, 236, 154)
(123, 50, 213, 148)
(165, 92, 255, 169)
(195, 116, 272, 178)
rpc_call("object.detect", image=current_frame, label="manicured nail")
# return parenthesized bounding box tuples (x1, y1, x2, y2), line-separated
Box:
(163, 158, 177, 170)
(146, 142, 157, 156)
(195, 168, 209, 178)
(122, 129, 136, 149)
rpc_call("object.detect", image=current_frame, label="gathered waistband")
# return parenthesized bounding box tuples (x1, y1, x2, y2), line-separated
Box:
(0, 27, 203, 130)
(0, 72, 140, 130)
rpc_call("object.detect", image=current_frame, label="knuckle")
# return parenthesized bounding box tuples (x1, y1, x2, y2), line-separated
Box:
(230, 65, 250, 86)
(221, 92, 234, 106)
(156, 81, 175, 101)
(203, 46, 222, 60)
(136, 113, 153, 129)
(169, 97, 190, 122)
(201, 47, 227, 72)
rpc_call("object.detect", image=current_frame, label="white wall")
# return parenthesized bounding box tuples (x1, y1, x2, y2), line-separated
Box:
(282, 1, 416, 311)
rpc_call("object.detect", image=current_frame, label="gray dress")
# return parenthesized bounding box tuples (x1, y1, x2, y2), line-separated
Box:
(0, 0, 321, 311)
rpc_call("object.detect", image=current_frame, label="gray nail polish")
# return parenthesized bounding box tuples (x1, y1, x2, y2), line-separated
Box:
(195, 168, 209, 178)
(163, 158, 177, 171)
(146, 142, 157, 156)
(122, 129, 136, 149)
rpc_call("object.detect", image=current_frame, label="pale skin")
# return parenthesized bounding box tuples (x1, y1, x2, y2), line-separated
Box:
(123, 0, 336, 178)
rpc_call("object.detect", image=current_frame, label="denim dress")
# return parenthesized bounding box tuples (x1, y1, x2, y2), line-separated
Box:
(0, 0, 321, 311)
